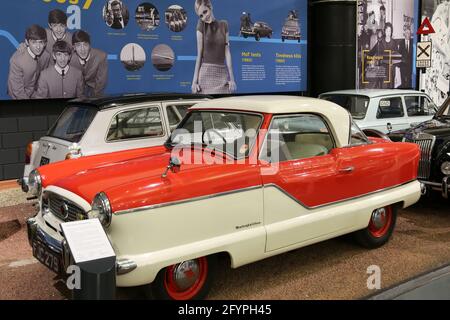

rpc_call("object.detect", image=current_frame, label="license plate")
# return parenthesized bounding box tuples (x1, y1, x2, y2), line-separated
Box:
(32, 240, 60, 273)
(40, 157, 50, 166)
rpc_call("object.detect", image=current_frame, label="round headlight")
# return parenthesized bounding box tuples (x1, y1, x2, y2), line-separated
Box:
(28, 170, 42, 197)
(441, 161, 450, 176)
(88, 192, 112, 228)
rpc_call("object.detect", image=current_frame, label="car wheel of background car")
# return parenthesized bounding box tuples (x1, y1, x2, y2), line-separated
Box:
(255, 33, 260, 41)
(243, 33, 248, 38)
(149, 255, 217, 300)
(268, 33, 272, 38)
(282, 37, 285, 42)
(362, 129, 392, 141)
(353, 205, 397, 249)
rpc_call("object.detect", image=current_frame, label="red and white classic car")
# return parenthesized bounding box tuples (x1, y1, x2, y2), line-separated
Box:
(26, 96, 421, 300)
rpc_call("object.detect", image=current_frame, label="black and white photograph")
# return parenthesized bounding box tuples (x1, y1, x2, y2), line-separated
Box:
(151, 44, 175, 71)
(421, 0, 450, 105)
(103, 0, 130, 30)
(70, 30, 109, 98)
(120, 43, 146, 71)
(7, 10, 109, 100)
(357, 0, 415, 89)
(165, 5, 188, 33)
(7, 24, 50, 100)
(135, 3, 160, 32)
(191, 0, 236, 94)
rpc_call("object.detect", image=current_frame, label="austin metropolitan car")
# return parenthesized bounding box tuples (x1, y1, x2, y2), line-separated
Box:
(26, 96, 421, 300)
(390, 97, 450, 198)
(19, 93, 210, 192)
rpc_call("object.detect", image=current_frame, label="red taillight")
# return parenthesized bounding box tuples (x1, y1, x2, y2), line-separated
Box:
(25, 142, 32, 164)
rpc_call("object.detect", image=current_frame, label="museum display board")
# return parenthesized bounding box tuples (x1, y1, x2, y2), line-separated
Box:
(357, 0, 419, 89)
(0, 0, 308, 100)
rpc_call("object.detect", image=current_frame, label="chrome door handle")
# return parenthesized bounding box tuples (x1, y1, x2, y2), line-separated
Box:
(339, 166, 354, 173)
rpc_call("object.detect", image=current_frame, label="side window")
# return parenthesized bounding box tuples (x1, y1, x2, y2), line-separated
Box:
(405, 96, 421, 116)
(260, 114, 334, 163)
(107, 106, 164, 141)
(420, 97, 437, 116)
(350, 121, 370, 146)
(166, 104, 191, 129)
(377, 97, 404, 119)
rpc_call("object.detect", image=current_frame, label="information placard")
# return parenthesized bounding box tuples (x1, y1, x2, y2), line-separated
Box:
(61, 219, 115, 264)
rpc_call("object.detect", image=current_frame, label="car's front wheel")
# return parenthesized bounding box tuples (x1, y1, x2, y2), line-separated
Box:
(149, 255, 216, 300)
(354, 205, 397, 249)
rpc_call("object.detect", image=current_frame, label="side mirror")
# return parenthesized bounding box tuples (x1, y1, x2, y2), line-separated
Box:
(162, 157, 181, 178)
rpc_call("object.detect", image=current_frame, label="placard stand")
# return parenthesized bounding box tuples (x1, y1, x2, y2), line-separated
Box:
(72, 256, 116, 300)
(61, 219, 116, 300)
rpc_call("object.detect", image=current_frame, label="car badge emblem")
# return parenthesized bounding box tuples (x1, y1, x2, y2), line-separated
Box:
(60, 202, 69, 220)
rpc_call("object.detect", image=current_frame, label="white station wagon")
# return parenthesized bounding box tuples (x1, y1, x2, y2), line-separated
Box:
(319, 89, 438, 134)
(19, 93, 210, 192)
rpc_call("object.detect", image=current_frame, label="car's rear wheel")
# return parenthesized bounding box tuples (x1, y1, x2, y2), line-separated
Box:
(255, 32, 260, 41)
(149, 255, 216, 300)
(354, 205, 397, 249)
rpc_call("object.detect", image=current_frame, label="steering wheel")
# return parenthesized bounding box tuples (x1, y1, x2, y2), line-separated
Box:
(203, 129, 227, 145)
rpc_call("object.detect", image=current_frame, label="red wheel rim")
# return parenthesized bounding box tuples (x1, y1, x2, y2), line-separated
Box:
(368, 206, 393, 238)
(163, 257, 208, 300)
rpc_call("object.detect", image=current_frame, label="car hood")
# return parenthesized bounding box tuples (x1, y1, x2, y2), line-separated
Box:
(404, 118, 450, 139)
(48, 146, 261, 213)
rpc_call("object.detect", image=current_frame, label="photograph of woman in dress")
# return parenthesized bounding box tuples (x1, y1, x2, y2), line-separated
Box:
(191, 0, 236, 94)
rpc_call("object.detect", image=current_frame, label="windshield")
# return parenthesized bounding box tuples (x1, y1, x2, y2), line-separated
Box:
(437, 99, 450, 117)
(285, 19, 299, 28)
(47, 105, 97, 143)
(320, 94, 370, 120)
(167, 111, 262, 159)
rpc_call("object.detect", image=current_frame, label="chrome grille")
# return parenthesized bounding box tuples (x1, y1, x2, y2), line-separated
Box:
(407, 133, 435, 180)
(47, 192, 87, 222)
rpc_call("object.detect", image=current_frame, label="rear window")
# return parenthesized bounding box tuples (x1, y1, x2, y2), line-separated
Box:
(320, 95, 370, 120)
(47, 105, 97, 143)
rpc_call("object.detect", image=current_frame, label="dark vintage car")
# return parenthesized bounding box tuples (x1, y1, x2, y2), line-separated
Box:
(390, 97, 450, 198)
(241, 21, 273, 41)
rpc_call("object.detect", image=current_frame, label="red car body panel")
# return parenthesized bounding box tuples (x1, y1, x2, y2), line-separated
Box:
(37, 111, 420, 213)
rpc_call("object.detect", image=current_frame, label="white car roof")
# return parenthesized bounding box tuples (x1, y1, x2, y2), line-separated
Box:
(319, 89, 427, 98)
(191, 95, 351, 147)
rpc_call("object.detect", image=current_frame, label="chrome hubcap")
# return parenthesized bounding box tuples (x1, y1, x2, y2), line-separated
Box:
(371, 208, 387, 229)
(171, 260, 200, 291)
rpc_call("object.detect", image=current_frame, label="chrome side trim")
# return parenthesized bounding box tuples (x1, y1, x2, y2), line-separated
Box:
(115, 185, 263, 215)
(263, 180, 418, 210)
(115, 180, 418, 215)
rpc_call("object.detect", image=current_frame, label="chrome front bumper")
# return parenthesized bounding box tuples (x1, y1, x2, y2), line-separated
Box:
(26, 217, 137, 276)
(421, 177, 449, 199)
